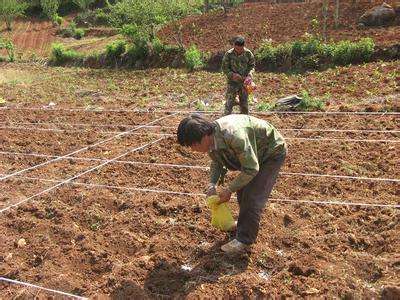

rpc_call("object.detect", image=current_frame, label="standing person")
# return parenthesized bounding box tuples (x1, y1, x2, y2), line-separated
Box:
(221, 36, 255, 115)
(177, 114, 287, 254)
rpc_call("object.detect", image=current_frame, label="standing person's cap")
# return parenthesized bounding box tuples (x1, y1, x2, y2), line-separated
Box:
(233, 36, 245, 46)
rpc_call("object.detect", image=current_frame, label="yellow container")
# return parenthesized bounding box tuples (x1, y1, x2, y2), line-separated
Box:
(206, 195, 235, 231)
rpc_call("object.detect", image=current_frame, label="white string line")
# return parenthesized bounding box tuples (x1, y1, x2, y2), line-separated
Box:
(1, 121, 399, 134)
(1, 150, 399, 183)
(1, 174, 399, 209)
(1, 105, 400, 115)
(1, 125, 399, 143)
(0, 137, 166, 214)
(0, 113, 175, 182)
(0, 121, 176, 130)
(0, 277, 87, 300)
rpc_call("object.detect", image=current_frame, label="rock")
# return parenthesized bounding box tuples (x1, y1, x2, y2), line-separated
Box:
(17, 238, 27, 248)
(4, 253, 13, 262)
(359, 3, 396, 27)
(381, 286, 400, 300)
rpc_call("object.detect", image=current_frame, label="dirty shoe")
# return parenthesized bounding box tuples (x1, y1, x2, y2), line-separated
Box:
(221, 239, 249, 254)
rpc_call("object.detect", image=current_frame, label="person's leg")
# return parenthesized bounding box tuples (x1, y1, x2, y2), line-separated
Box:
(224, 84, 238, 115)
(236, 153, 286, 245)
(238, 87, 249, 114)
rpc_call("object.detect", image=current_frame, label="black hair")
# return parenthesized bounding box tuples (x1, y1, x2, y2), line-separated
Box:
(234, 36, 245, 46)
(177, 114, 216, 146)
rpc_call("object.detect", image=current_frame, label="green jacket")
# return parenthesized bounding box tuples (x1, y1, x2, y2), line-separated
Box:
(221, 47, 255, 84)
(208, 114, 286, 192)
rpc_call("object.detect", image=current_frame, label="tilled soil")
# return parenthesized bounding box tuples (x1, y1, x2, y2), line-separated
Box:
(0, 109, 399, 298)
(159, 0, 400, 52)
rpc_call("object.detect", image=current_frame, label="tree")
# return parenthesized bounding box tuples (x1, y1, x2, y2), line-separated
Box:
(334, 0, 340, 29)
(73, 0, 95, 10)
(322, 0, 328, 41)
(0, 0, 28, 31)
(40, 0, 59, 20)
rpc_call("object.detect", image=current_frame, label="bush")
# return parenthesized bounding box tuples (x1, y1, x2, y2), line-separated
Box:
(120, 24, 150, 61)
(108, 0, 202, 30)
(105, 39, 126, 60)
(50, 42, 82, 65)
(332, 38, 374, 66)
(59, 21, 85, 39)
(255, 40, 276, 66)
(184, 44, 203, 71)
(74, 28, 85, 39)
(74, 9, 110, 27)
(256, 36, 375, 71)
(54, 14, 63, 25)
(0, 0, 28, 30)
(72, 0, 94, 10)
(0, 36, 15, 61)
(40, 0, 59, 20)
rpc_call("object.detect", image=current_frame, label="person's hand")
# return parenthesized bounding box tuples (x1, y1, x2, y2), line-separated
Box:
(232, 73, 243, 82)
(218, 188, 232, 204)
(205, 184, 217, 197)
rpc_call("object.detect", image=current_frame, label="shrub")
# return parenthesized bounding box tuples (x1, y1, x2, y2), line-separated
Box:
(74, 28, 85, 39)
(40, 0, 59, 20)
(184, 44, 203, 71)
(74, 9, 110, 27)
(105, 39, 126, 60)
(0, 36, 15, 61)
(120, 24, 150, 61)
(255, 40, 277, 67)
(332, 38, 374, 66)
(54, 14, 63, 25)
(50, 42, 82, 65)
(72, 0, 95, 10)
(0, 0, 28, 30)
(256, 36, 375, 71)
(108, 0, 202, 29)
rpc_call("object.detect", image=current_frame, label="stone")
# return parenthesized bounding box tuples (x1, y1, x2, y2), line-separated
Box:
(359, 3, 396, 26)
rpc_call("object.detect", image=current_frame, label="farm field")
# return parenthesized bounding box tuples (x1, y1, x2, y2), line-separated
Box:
(0, 0, 399, 298)
(160, 0, 400, 52)
(0, 71, 399, 297)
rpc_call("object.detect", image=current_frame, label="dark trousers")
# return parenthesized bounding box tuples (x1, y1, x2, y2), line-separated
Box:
(236, 152, 286, 245)
(224, 84, 249, 115)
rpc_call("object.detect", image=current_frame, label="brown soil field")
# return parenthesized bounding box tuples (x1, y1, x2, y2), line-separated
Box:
(159, 0, 400, 52)
(0, 104, 399, 298)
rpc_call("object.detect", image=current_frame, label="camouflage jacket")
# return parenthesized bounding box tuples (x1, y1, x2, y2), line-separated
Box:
(208, 114, 286, 192)
(221, 48, 255, 85)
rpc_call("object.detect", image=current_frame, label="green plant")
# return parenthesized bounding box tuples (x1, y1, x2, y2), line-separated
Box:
(50, 42, 82, 65)
(108, 0, 202, 30)
(0, 0, 28, 30)
(72, 0, 95, 10)
(256, 102, 275, 111)
(74, 28, 85, 39)
(184, 44, 204, 71)
(54, 14, 63, 25)
(297, 90, 325, 111)
(255, 39, 276, 66)
(40, 0, 59, 20)
(0, 36, 15, 61)
(105, 39, 126, 60)
(332, 38, 374, 66)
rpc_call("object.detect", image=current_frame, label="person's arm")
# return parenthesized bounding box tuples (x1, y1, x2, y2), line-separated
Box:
(227, 130, 259, 193)
(221, 52, 233, 81)
(210, 160, 223, 186)
(246, 51, 256, 78)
